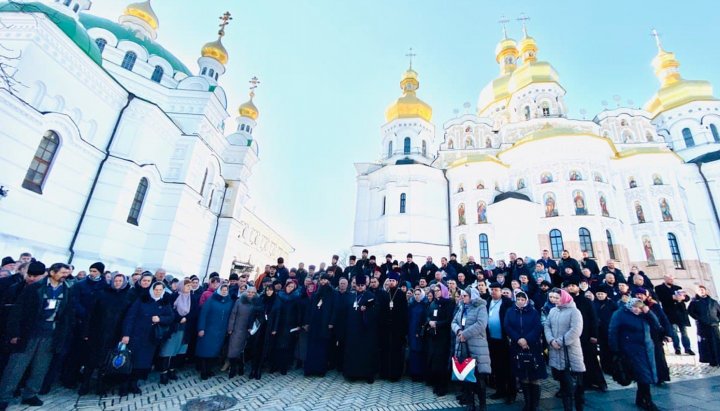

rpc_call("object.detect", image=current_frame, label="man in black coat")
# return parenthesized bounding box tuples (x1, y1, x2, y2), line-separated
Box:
(379, 254, 394, 278)
(558, 250, 582, 280)
(356, 249, 370, 274)
(448, 253, 464, 280)
(0, 262, 75, 410)
(592, 285, 618, 375)
(342, 275, 378, 383)
(400, 254, 420, 286)
(420, 256, 439, 282)
(600, 260, 626, 283)
(537, 249, 558, 273)
(487, 282, 515, 403)
(303, 274, 336, 377)
(580, 251, 600, 277)
(565, 280, 607, 391)
(377, 271, 408, 381)
(332, 278, 354, 372)
(655, 274, 694, 355)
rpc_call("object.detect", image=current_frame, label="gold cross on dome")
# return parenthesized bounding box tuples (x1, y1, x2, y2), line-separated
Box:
(517, 13, 530, 37)
(405, 47, 416, 70)
(498, 15, 510, 39)
(249, 76, 260, 97)
(218, 11, 233, 37)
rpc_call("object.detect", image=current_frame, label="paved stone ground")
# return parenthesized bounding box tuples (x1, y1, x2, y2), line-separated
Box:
(3, 350, 719, 411)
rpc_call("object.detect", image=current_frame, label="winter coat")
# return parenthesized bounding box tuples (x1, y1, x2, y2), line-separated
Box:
(84, 284, 133, 368)
(195, 291, 233, 358)
(269, 290, 301, 350)
(227, 293, 256, 358)
(72, 277, 108, 322)
(688, 295, 720, 365)
(600, 267, 627, 283)
(544, 300, 585, 372)
(451, 296, 491, 374)
(425, 298, 455, 373)
(654, 283, 691, 326)
(504, 303, 548, 381)
(5, 279, 76, 354)
(688, 295, 720, 326)
(121, 293, 174, 369)
(558, 257, 582, 279)
(608, 307, 660, 384)
(581, 258, 600, 277)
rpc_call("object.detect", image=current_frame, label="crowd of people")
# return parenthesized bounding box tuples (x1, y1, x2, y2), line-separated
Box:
(0, 249, 719, 411)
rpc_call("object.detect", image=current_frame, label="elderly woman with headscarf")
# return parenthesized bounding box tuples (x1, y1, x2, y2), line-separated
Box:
(609, 298, 662, 411)
(130, 271, 154, 302)
(407, 287, 428, 381)
(226, 287, 257, 378)
(120, 282, 174, 396)
(81, 273, 133, 395)
(544, 288, 584, 411)
(452, 287, 491, 411)
(504, 291, 547, 411)
(195, 283, 233, 380)
(425, 282, 455, 397)
(158, 279, 195, 384)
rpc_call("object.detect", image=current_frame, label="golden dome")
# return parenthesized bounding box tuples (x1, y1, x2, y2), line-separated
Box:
(124, 1, 158, 30)
(495, 38, 519, 63)
(201, 38, 228, 65)
(385, 68, 432, 123)
(644, 34, 717, 118)
(519, 36, 538, 64)
(239, 94, 259, 121)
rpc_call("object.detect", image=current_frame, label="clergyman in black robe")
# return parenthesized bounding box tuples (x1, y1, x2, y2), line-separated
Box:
(378, 270, 409, 381)
(343, 275, 378, 383)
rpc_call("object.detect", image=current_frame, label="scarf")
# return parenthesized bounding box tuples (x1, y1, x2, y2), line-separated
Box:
(149, 282, 165, 301)
(438, 283, 450, 299)
(558, 289, 573, 306)
(174, 289, 192, 316)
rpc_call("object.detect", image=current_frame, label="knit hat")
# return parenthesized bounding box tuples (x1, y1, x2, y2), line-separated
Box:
(355, 274, 367, 286)
(562, 279, 579, 288)
(1, 256, 15, 267)
(89, 262, 105, 273)
(27, 261, 46, 276)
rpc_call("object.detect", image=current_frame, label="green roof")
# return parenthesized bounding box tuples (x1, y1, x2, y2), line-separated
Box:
(79, 13, 191, 76)
(0, 1, 102, 65)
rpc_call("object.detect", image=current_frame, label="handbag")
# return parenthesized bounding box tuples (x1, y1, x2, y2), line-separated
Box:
(611, 354, 633, 386)
(151, 323, 170, 344)
(516, 350, 538, 371)
(451, 341, 477, 382)
(103, 343, 133, 375)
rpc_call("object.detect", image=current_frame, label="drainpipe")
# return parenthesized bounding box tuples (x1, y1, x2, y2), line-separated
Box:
(68, 94, 135, 264)
(203, 182, 229, 282)
(442, 169, 453, 254)
(695, 162, 720, 236)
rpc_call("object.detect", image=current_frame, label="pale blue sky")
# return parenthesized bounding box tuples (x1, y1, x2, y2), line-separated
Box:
(90, 0, 720, 266)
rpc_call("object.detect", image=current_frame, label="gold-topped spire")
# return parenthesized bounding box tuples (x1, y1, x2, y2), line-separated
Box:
(495, 16, 519, 74)
(201, 11, 232, 65)
(644, 29, 716, 117)
(517, 13, 537, 64)
(385, 51, 432, 123)
(124, 0, 159, 30)
(239, 76, 260, 121)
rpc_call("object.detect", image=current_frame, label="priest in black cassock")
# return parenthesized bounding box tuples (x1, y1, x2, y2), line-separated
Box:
(302, 273, 336, 377)
(378, 269, 409, 381)
(343, 274, 379, 383)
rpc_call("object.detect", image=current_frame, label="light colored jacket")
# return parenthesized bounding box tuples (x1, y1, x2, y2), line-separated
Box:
(451, 289, 491, 374)
(544, 300, 585, 372)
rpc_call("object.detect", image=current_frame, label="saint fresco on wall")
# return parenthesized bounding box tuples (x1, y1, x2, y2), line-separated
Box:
(544, 193, 558, 217)
(574, 190, 588, 215)
(458, 203, 466, 225)
(642, 235, 656, 265)
(599, 193, 610, 217)
(541, 172, 553, 184)
(635, 201, 646, 223)
(477, 201, 488, 223)
(660, 198, 673, 221)
(569, 170, 582, 181)
(517, 178, 526, 190)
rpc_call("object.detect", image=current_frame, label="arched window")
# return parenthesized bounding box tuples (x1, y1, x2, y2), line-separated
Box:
(73, 3, 79, 12)
(215, 73, 219, 80)
(95, 38, 107, 53)
(606, 230, 616, 260)
(63, 0, 71, 5)
(127, 177, 148, 225)
(151, 65, 164, 83)
(199, 168, 209, 197)
(208, 68, 215, 78)
(549, 229, 564, 259)
(400, 193, 406, 214)
(388, 141, 393, 158)
(422, 140, 427, 156)
(403, 137, 411, 154)
(711, 124, 720, 143)
(541, 102, 550, 117)
(682, 128, 695, 148)
(121, 51, 137, 71)
(382, 196, 386, 216)
(668, 233, 683, 269)
(201, 67, 207, 75)
(479, 234, 490, 265)
(22, 130, 60, 194)
(579, 227, 594, 258)
(240, 124, 246, 131)
(524, 106, 531, 120)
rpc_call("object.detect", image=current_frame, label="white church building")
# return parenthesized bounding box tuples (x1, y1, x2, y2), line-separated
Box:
(0, 1, 292, 277)
(353, 25, 720, 293)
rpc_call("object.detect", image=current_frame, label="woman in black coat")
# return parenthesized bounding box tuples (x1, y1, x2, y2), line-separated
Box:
(81, 273, 133, 395)
(120, 282, 174, 395)
(248, 285, 277, 379)
(425, 283, 455, 396)
(270, 282, 301, 374)
(688, 286, 720, 366)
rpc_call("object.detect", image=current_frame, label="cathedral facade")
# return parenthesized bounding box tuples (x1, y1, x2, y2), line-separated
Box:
(353, 26, 720, 293)
(0, 1, 292, 277)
